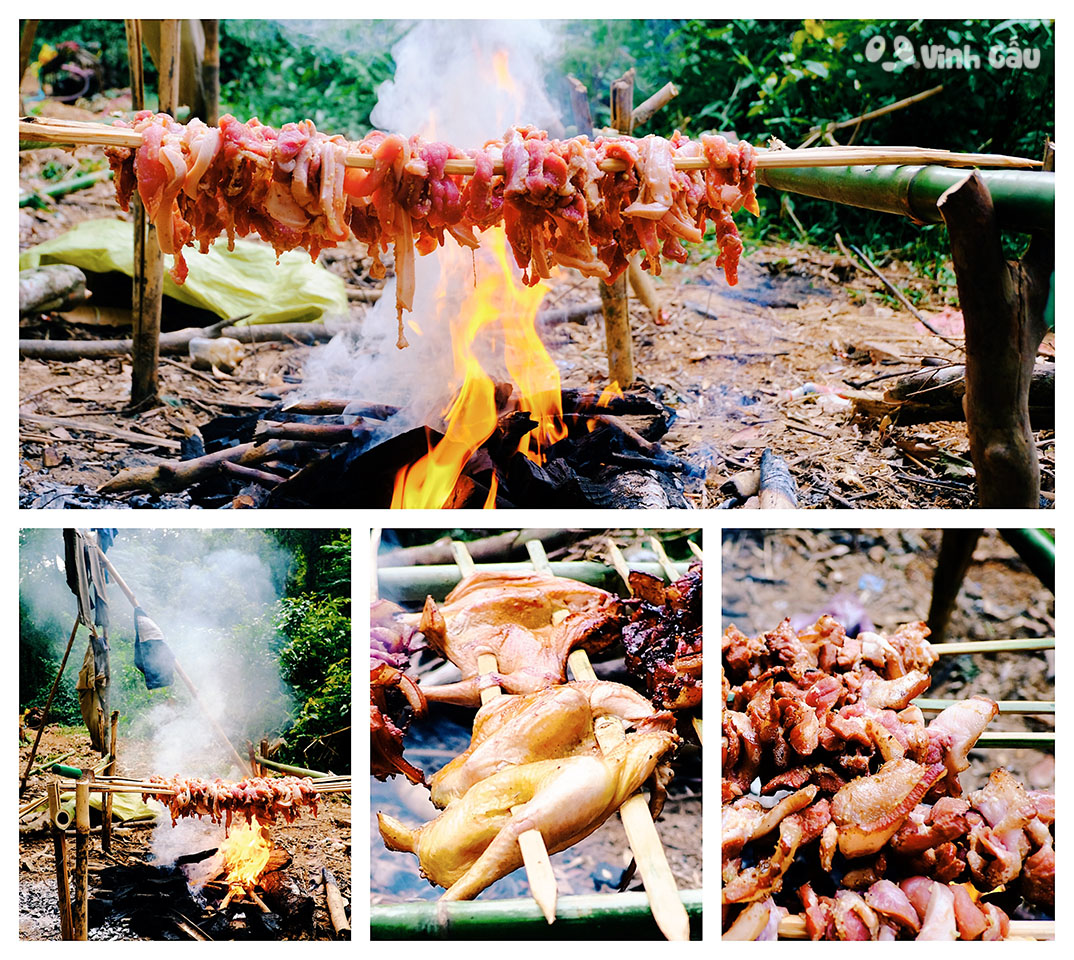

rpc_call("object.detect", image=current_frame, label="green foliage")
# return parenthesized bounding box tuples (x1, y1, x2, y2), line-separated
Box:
(217, 21, 398, 138)
(28, 19, 144, 90)
(274, 594, 351, 770)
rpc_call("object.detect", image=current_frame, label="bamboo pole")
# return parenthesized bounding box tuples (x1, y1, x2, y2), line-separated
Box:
(453, 540, 558, 924)
(20, 617, 81, 795)
(381, 561, 690, 602)
(73, 782, 90, 940)
(600, 69, 635, 387)
(371, 889, 702, 939)
(632, 82, 679, 128)
(755, 163, 1053, 233)
(17, 118, 1043, 172)
(19, 20, 39, 92)
(101, 710, 119, 855)
(47, 782, 74, 941)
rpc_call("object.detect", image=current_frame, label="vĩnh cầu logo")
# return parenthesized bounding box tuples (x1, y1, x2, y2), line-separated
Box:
(865, 34, 1042, 71)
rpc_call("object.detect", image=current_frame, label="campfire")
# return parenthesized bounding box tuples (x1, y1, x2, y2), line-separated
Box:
(215, 818, 273, 910)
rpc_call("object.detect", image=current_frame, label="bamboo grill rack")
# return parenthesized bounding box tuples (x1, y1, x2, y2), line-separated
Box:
(18, 116, 1043, 173)
(373, 533, 702, 941)
(737, 629, 1055, 940)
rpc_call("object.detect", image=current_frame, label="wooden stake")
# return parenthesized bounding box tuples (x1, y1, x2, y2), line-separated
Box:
(73, 782, 90, 940)
(201, 20, 220, 125)
(455, 542, 558, 924)
(19, 20, 38, 96)
(47, 783, 73, 941)
(20, 617, 81, 795)
(938, 165, 1052, 507)
(101, 710, 119, 854)
(601, 69, 636, 386)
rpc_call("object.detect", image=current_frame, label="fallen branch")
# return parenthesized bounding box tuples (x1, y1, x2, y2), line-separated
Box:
(19, 319, 350, 360)
(322, 866, 351, 939)
(756, 448, 798, 508)
(19, 265, 89, 315)
(19, 413, 182, 450)
(97, 439, 304, 494)
(538, 299, 604, 324)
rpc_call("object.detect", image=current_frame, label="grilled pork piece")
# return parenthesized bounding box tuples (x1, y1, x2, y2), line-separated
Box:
(428, 680, 672, 806)
(409, 571, 623, 706)
(621, 564, 702, 710)
(142, 775, 319, 833)
(106, 115, 757, 347)
(378, 728, 678, 900)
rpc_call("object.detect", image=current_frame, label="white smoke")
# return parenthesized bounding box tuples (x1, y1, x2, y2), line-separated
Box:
(299, 20, 565, 429)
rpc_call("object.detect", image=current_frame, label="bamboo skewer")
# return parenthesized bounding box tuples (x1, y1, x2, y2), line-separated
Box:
(915, 698, 1055, 714)
(53, 778, 352, 795)
(452, 541, 558, 924)
(17, 117, 1043, 171)
(775, 915, 1053, 941)
(648, 536, 680, 583)
(935, 637, 1054, 655)
(560, 537, 690, 941)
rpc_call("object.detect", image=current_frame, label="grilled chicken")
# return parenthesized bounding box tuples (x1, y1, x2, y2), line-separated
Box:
(429, 680, 672, 806)
(378, 728, 678, 900)
(410, 572, 624, 705)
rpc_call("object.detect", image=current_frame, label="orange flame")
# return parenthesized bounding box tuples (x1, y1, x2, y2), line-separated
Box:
(391, 227, 564, 508)
(220, 817, 272, 890)
(587, 380, 624, 431)
(390, 48, 567, 509)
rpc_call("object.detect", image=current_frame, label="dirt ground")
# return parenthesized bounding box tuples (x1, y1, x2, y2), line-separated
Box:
(19, 726, 351, 941)
(20, 101, 1054, 509)
(370, 528, 702, 923)
(721, 528, 1054, 793)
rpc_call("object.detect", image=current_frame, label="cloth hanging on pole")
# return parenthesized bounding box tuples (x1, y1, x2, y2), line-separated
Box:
(133, 607, 175, 690)
(75, 640, 107, 751)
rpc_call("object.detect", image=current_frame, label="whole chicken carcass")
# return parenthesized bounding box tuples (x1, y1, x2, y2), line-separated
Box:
(408, 572, 625, 705)
(378, 727, 679, 900)
(429, 680, 674, 806)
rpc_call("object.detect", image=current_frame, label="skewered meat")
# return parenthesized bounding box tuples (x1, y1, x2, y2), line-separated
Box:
(378, 727, 678, 900)
(621, 563, 702, 710)
(428, 680, 673, 807)
(722, 615, 1053, 938)
(370, 600, 427, 784)
(408, 571, 624, 706)
(105, 114, 757, 347)
(142, 774, 319, 833)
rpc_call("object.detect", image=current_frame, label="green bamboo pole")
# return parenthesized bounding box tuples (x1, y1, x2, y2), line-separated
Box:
(378, 560, 690, 602)
(371, 890, 702, 940)
(18, 169, 113, 208)
(755, 165, 1054, 234)
(253, 754, 330, 779)
(999, 528, 1055, 592)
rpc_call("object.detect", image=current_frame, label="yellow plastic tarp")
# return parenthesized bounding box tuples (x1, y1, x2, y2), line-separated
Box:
(59, 791, 164, 823)
(19, 218, 348, 325)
